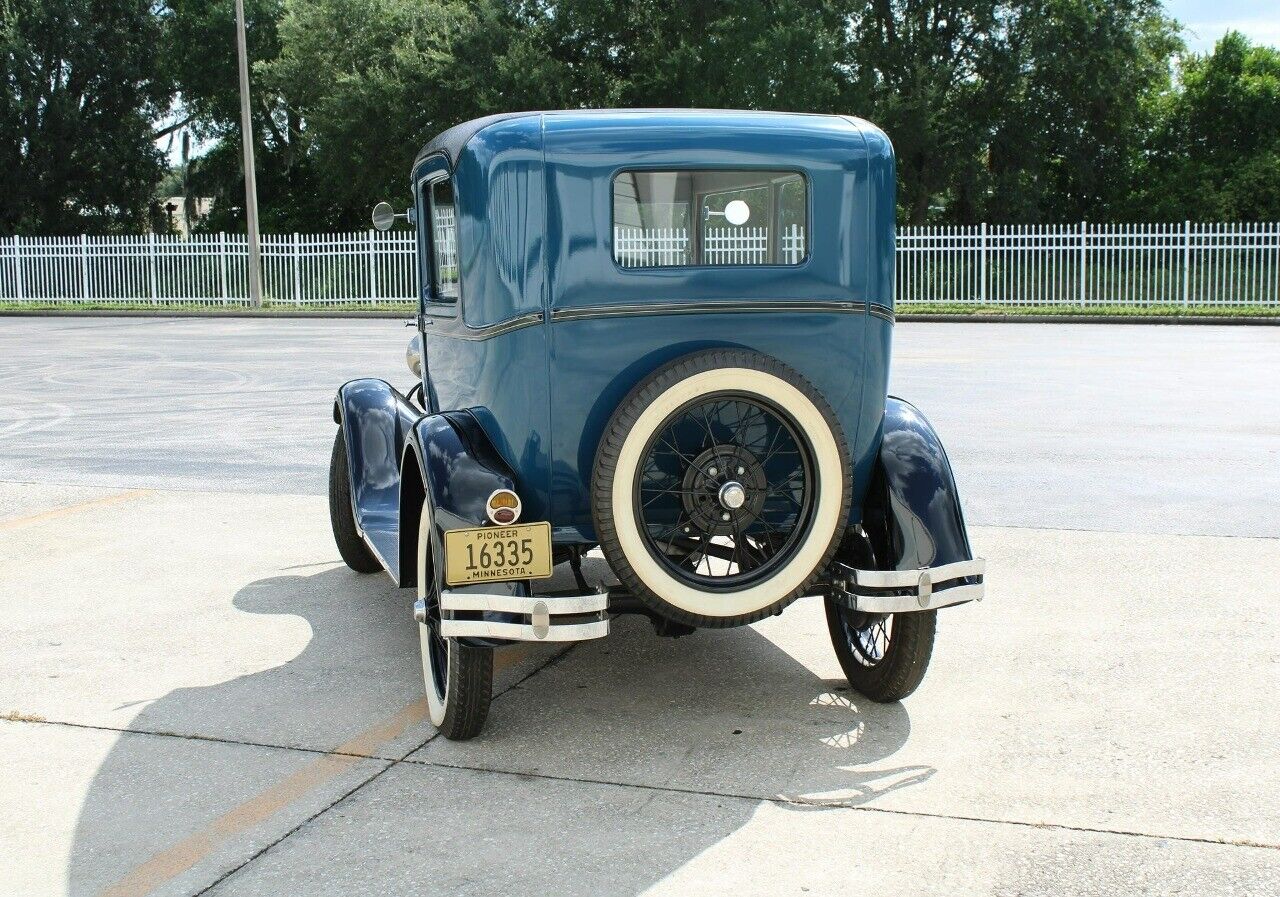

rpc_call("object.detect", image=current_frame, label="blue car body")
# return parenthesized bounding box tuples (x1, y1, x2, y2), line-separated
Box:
(334, 110, 978, 632)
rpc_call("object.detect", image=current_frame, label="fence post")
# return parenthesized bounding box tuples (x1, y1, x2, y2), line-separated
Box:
(219, 233, 229, 302)
(979, 222, 988, 304)
(79, 234, 90, 301)
(12, 236, 23, 302)
(148, 233, 159, 304)
(1182, 220, 1191, 308)
(292, 233, 302, 305)
(368, 230, 378, 302)
(1078, 221, 1088, 307)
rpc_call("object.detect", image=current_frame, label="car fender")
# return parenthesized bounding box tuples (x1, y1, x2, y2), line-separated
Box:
(863, 397, 975, 571)
(400, 411, 530, 647)
(333, 379, 421, 574)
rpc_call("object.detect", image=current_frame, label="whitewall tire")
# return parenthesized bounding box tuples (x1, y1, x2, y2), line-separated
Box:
(417, 498, 492, 739)
(592, 350, 851, 628)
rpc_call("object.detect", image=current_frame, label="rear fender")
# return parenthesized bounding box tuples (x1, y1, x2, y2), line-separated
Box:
(861, 397, 975, 570)
(333, 379, 420, 575)
(402, 410, 530, 646)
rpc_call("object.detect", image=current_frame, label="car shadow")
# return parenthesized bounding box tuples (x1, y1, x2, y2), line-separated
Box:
(68, 563, 928, 895)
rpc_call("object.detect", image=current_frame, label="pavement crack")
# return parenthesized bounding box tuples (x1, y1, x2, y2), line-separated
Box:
(397, 757, 1280, 853)
(191, 761, 397, 897)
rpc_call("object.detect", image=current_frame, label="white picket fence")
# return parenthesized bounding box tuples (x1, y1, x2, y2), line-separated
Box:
(0, 231, 418, 307)
(896, 222, 1280, 307)
(1, 222, 1277, 308)
(614, 224, 806, 267)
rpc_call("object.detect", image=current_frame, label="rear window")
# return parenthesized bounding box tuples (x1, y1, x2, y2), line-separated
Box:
(613, 170, 807, 268)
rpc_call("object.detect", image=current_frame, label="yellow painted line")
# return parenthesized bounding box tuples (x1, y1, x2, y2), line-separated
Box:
(101, 698, 430, 897)
(0, 489, 153, 532)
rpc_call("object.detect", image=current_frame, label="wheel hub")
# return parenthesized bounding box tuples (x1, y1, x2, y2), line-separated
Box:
(718, 481, 746, 510)
(681, 444, 766, 535)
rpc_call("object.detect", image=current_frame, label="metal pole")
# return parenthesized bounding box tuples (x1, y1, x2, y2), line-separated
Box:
(235, 0, 263, 307)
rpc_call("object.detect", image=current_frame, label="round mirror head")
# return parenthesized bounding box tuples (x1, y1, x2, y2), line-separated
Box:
(372, 202, 396, 232)
(724, 200, 751, 226)
(406, 333, 423, 379)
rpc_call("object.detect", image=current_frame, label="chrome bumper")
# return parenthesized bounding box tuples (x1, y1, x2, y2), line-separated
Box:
(830, 558, 986, 614)
(425, 589, 610, 642)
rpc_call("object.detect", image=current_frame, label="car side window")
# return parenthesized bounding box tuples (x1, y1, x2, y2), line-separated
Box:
(613, 169, 807, 268)
(428, 179, 460, 303)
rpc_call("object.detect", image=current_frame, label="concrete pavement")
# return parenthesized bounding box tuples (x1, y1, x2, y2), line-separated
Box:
(1, 318, 1278, 895)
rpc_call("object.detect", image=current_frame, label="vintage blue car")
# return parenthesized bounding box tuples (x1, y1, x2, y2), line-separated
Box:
(331, 110, 985, 739)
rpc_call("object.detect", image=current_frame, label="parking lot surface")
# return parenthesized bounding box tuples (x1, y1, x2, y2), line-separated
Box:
(1, 317, 1278, 896)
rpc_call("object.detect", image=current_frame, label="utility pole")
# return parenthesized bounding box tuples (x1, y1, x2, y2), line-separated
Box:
(235, 0, 263, 307)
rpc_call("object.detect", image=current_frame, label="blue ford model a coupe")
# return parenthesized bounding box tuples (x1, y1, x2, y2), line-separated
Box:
(331, 110, 985, 739)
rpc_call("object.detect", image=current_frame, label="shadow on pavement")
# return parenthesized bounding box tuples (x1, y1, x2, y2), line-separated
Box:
(68, 565, 927, 895)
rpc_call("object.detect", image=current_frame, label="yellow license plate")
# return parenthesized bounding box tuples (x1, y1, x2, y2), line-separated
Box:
(443, 522, 553, 586)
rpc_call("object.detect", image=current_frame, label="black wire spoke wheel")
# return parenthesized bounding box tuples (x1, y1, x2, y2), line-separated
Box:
(841, 611, 893, 668)
(825, 602, 937, 704)
(636, 395, 815, 590)
(592, 349, 851, 629)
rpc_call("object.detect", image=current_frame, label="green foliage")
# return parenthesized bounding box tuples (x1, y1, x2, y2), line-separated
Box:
(3, 2, 1279, 233)
(1134, 32, 1280, 221)
(0, 0, 172, 234)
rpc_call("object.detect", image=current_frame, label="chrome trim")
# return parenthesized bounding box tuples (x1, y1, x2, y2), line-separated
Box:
(852, 559, 984, 589)
(869, 305, 895, 324)
(833, 558, 985, 614)
(440, 591, 608, 615)
(846, 582, 984, 614)
(551, 299, 866, 322)
(426, 310, 545, 341)
(439, 619, 610, 642)
(438, 588, 610, 642)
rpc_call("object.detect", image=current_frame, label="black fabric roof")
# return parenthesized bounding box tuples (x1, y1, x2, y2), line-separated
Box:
(411, 112, 541, 172)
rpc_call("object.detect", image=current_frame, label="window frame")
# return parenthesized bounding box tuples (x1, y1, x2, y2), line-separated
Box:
(609, 166, 812, 273)
(416, 167, 463, 317)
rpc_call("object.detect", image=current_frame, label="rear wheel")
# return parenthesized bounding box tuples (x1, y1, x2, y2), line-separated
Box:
(592, 350, 851, 628)
(825, 603, 936, 702)
(416, 499, 493, 740)
(328, 429, 381, 573)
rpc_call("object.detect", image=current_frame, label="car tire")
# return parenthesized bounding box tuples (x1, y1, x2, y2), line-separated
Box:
(328, 428, 381, 574)
(416, 499, 493, 740)
(825, 603, 936, 702)
(592, 349, 851, 629)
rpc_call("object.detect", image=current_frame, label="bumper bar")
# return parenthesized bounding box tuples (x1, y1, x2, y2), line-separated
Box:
(830, 558, 986, 614)
(426, 588, 610, 642)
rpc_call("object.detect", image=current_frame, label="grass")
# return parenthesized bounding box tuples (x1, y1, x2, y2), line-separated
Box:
(899, 303, 1280, 318)
(0, 300, 416, 313)
(1, 300, 1276, 318)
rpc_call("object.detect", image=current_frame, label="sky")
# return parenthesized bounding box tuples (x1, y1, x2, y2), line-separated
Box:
(1164, 0, 1280, 52)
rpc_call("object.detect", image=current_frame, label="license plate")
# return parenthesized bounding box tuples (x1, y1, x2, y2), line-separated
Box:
(443, 522, 553, 586)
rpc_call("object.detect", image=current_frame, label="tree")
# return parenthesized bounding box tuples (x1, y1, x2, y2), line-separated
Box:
(840, 1, 1009, 224)
(984, 0, 1181, 223)
(0, 0, 173, 234)
(1135, 31, 1280, 221)
(488, 0, 847, 112)
(260, 0, 476, 228)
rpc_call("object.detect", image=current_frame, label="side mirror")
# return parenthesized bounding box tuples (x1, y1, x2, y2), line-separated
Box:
(406, 333, 423, 379)
(372, 202, 397, 232)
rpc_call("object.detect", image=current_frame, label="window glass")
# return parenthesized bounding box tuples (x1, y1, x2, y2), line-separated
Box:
(613, 170, 807, 268)
(429, 180, 459, 301)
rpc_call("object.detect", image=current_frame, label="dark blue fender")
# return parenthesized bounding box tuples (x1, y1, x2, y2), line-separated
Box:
(334, 379, 421, 577)
(861, 397, 975, 571)
(401, 411, 530, 646)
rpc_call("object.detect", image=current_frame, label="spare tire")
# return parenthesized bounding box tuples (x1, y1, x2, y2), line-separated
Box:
(591, 349, 851, 628)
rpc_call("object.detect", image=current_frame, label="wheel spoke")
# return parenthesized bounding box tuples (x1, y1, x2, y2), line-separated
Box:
(636, 393, 814, 588)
